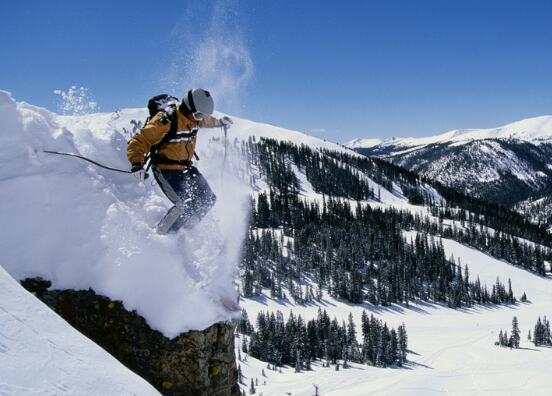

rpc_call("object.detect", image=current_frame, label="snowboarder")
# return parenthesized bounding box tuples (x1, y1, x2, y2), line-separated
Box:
(127, 88, 232, 234)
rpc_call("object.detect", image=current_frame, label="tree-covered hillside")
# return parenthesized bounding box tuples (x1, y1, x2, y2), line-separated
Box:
(239, 138, 543, 311)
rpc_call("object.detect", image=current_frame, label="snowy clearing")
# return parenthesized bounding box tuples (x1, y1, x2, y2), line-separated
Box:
(239, 236, 552, 395)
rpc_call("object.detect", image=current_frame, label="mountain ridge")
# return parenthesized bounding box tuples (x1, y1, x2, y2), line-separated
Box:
(345, 115, 552, 150)
(346, 115, 552, 219)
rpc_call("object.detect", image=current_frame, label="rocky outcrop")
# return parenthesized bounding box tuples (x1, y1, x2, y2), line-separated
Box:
(21, 278, 240, 396)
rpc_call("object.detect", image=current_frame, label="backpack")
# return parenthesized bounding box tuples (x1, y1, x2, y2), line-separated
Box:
(143, 94, 199, 168)
(146, 94, 180, 141)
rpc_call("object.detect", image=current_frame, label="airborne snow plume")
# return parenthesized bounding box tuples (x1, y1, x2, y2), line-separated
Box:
(53, 85, 98, 115)
(0, 90, 248, 337)
(160, 0, 253, 114)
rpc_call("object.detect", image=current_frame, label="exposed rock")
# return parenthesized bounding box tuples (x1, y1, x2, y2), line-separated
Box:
(21, 277, 240, 396)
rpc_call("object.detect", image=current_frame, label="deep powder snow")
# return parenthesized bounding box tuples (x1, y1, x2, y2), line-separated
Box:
(0, 90, 248, 337)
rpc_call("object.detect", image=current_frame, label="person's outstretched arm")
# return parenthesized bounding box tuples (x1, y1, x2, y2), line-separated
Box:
(199, 115, 233, 129)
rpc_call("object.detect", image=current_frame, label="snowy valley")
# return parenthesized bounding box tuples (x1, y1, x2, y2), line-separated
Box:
(2, 91, 552, 396)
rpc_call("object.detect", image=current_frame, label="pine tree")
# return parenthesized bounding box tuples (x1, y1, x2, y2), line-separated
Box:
(543, 316, 552, 345)
(376, 326, 386, 367)
(295, 349, 301, 373)
(249, 378, 256, 395)
(534, 317, 543, 346)
(511, 316, 520, 348)
(398, 323, 408, 364)
(508, 279, 514, 303)
(347, 312, 356, 346)
(389, 329, 399, 365)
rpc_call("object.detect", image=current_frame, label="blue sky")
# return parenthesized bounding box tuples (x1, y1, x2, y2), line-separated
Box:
(1, 0, 552, 142)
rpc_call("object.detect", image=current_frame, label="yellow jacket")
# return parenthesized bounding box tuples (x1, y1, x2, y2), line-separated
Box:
(127, 107, 219, 170)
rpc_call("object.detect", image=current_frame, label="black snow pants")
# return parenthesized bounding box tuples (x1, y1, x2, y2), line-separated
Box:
(153, 166, 217, 234)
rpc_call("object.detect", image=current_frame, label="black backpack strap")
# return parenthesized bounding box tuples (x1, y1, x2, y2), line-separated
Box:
(151, 105, 178, 148)
(166, 109, 178, 140)
(148, 106, 201, 166)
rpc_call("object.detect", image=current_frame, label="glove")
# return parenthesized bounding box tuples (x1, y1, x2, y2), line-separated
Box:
(219, 116, 233, 128)
(131, 164, 148, 182)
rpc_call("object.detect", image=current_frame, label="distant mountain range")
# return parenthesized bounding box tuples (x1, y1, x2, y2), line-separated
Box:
(345, 116, 552, 225)
(347, 116, 552, 149)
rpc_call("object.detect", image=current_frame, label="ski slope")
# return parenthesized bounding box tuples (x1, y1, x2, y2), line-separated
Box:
(239, 234, 552, 396)
(237, 155, 552, 395)
(0, 266, 160, 396)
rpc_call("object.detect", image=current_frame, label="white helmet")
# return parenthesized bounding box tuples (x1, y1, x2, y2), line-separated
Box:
(182, 88, 214, 120)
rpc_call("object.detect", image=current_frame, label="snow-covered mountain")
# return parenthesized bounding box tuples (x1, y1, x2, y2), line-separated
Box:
(3, 91, 552, 395)
(345, 137, 382, 149)
(346, 116, 552, 214)
(346, 115, 552, 149)
(230, 116, 552, 395)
